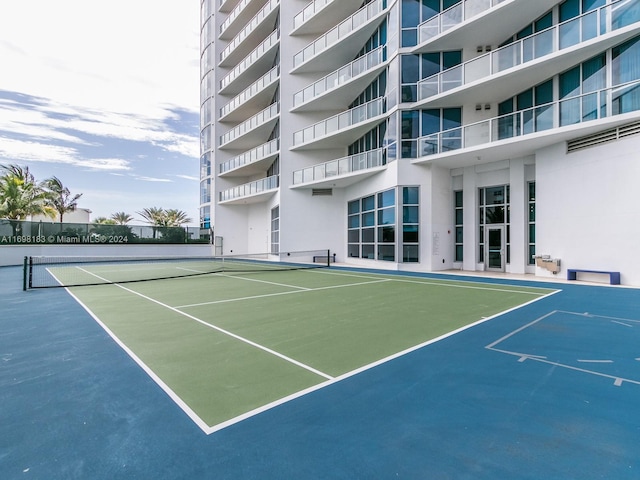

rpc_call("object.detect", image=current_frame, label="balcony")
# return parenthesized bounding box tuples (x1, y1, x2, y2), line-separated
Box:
(220, 0, 267, 40)
(291, 148, 387, 189)
(291, 97, 386, 150)
(411, 79, 640, 168)
(219, 0, 242, 14)
(291, 0, 387, 74)
(220, 66, 279, 122)
(415, 0, 640, 107)
(219, 103, 279, 150)
(291, 47, 387, 112)
(219, 175, 279, 204)
(219, 0, 280, 67)
(417, 0, 507, 44)
(412, 0, 558, 53)
(219, 29, 279, 95)
(292, 0, 361, 36)
(219, 139, 280, 177)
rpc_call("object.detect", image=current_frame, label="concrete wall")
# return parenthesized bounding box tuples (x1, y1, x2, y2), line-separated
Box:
(536, 135, 640, 286)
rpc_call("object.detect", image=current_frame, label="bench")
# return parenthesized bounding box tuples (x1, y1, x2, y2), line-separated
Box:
(567, 269, 620, 285)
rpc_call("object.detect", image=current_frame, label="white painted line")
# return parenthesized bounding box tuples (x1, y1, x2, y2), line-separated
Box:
(175, 278, 391, 309)
(577, 359, 614, 363)
(76, 267, 334, 383)
(611, 320, 634, 327)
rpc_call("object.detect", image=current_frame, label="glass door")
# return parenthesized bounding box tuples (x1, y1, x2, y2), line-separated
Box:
(486, 226, 505, 272)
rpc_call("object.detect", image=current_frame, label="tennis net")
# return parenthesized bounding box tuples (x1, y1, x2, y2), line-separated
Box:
(24, 249, 333, 289)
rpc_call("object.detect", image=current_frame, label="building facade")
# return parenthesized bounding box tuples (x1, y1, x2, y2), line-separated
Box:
(200, 0, 640, 285)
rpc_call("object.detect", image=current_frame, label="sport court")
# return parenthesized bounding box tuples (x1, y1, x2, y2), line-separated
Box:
(2, 257, 640, 479)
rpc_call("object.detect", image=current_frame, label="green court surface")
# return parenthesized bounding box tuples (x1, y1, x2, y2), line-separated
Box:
(62, 267, 555, 433)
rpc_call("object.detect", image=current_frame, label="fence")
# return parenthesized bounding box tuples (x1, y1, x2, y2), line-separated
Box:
(0, 219, 210, 245)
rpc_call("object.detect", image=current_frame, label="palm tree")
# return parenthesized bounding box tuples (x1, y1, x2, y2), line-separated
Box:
(163, 209, 192, 227)
(43, 176, 83, 223)
(110, 212, 133, 225)
(137, 207, 166, 238)
(93, 217, 117, 225)
(0, 164, 56, 234)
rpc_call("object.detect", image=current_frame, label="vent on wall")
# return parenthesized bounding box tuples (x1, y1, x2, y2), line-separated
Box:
(567, 121, 640, 153)
(312, 188, 333, 196)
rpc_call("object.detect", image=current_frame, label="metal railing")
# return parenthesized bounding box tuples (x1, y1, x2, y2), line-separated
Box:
(220, 103, 280, 147)
(293, 0, 386, 69)
(292, 148, 386, 184)
(220, 139, 280, 174)
(221, 66, 279, 119)
(293, 97, 386, 146)
(294, 0, 338, 31)
(417, 0, 640, 101)
(220, 29, 280, 92)
(408, 80, 640, 158)
(220, 0, 280, 63)
(293, 47, 386, 108)
(418, 0, 507, 42)
(219, 175, 279, 202)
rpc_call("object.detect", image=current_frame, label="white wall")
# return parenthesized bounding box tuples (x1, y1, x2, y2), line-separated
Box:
(536, 136, 640, 285)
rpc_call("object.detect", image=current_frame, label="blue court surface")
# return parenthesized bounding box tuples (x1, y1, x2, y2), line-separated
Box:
(2, 264, 640, 479)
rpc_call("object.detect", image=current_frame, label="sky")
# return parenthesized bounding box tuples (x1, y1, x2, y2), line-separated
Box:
(0, 1, 202, 225)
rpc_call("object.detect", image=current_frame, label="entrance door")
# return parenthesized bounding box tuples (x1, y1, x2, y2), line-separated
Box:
(485, 226, 505, 272)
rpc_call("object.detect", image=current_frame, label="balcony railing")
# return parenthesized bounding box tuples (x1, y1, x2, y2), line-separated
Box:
(220, 103, 279, 147)
(220, 66, 280, 119)
(220, 0, 280, 64)
(292, 148, 386, 184)
(293, 97, 386, 147)
(292, 0, 386, 69)
(417, 0, 640, 101)
(418, 0, 507, 42)
(407, 80, 640, 158)
(220, 29, 280, 92)
(293, 46, 386, 109)
(220, 139, 280, 174)
(219, 175, 279, 202)
(293, 0, 337, 31)
(219, 0, 252, 36)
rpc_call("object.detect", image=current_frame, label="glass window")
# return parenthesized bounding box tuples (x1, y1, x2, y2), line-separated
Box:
(403, 186, 419, 204)
(378, 189, 395, 207)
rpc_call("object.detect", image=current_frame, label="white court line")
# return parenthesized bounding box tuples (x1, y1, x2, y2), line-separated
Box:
(175, 278, 392, 309)
(176, 267, 312, 291)
(76, 267, 334, 383)
(310, 268, 553, 295)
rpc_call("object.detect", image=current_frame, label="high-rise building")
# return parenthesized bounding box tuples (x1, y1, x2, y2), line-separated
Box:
(200, 0, 640, 285)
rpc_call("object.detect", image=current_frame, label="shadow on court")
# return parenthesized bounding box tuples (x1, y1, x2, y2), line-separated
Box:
(2, 264, 640, 479)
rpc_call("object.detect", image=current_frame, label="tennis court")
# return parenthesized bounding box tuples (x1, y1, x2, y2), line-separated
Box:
(3, 258, 640, 479)
(31, 254, 555, 433)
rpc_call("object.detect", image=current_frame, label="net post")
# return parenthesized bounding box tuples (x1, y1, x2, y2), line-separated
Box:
(326, 249, 330, 268)
(28, 256, 33, 290)
(22, 256, 28, 291)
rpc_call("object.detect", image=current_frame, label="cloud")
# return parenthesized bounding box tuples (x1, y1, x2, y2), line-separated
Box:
(174, 174, 200, 181)
(135, 176, 173, 183)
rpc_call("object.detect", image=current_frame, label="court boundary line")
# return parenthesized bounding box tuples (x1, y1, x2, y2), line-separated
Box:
(486, 309, 640, 387)
(62, 267, 561, 435)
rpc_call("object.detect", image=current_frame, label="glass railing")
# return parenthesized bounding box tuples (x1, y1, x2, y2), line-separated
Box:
(220, 0, 252, 36)
(293, 0, 386, 69)
(293, 97, 386, 146)
(220, 29, 280, 92)
(220, 0, 280, 64)
(221, 66, 280, 118)
(293, 46, 386, 108)
(409, 80, 640, 158)
(220, 139, 280, 174)
(418, 0, 507, 42)
(293, 0, 337, 31)
(220, 103, 280, 146)
(219, 175, 279, 202)
(417, 0, 640, 101)
(292, 148, 386, 184)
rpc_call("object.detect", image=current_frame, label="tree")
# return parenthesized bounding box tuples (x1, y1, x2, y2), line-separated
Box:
(0, 164, 56, 234)
(163, 209, 192, 227)
(137, 207, 166, 239)
(93, 217, 117, 225)
(110, 212, 133, 225)
(43, 176, 83, 223)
